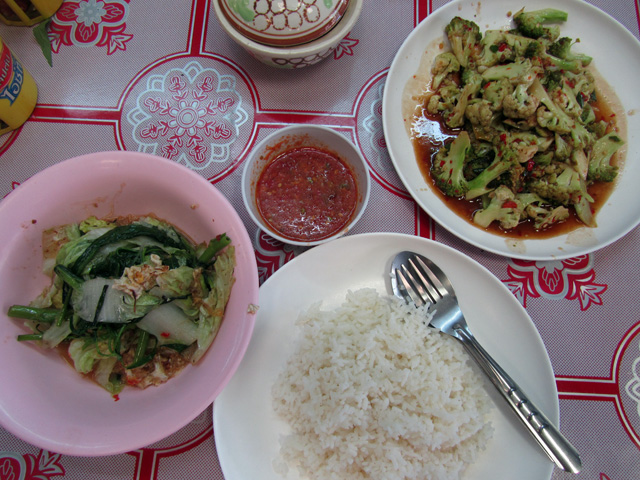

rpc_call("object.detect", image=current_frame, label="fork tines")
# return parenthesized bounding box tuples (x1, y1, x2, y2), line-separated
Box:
(395, 254, 445, 307)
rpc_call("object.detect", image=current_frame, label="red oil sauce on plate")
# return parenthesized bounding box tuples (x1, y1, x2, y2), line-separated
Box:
(256, 147, 358, 242)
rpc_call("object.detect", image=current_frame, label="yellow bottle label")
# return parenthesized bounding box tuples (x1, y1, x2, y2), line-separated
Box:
(0, 39, 38, 135)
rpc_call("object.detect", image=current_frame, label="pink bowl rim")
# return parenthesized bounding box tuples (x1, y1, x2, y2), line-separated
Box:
(0, 151, 259, 456)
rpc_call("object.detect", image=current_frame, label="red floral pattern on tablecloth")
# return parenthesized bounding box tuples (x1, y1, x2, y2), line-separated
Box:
(0, 451, 65, 480)
(3, 181, 19, 198)
(361, 81, 390, 173)
(333, 34, 359, 59)
(125, 60, 249, 170)
(49, 0, 132, 55)
(254, 230, 305, 284)
(502, 255, 607, 310)
(627, 357, 640, 412)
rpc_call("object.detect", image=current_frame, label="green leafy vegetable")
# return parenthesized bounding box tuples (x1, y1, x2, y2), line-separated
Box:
(33, 18, 53, 67)
(8, 215, 235, 396)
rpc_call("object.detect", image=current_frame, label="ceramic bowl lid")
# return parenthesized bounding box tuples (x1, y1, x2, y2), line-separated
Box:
(218, 0, 350, 47)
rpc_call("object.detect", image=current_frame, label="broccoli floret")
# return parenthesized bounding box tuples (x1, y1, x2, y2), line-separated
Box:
(503, 83, 540, 119)
(580, 103, 596, 125)
(548, 37, 592, 67)
(565, 70, 596, 104)
(533, 151, 554, 166)
(460, 68, 479, 85)
(503, 161, 527, 193)
(542, 69, 563, 90)
(549, 82, 584, 120)
(502, 30, 585, 73)
(508, 132, 553, 162)
(574, 193, 596, 227)
(528, 162, 593, 205)
(587, 131, 623, 182)
(572, 148, 589, 180)
(482, 78, 513, 110)
(444, 69, 483, 128)
(570, 123, 595, 152)
(513, 8, 568, 41)
(518, 191, 570, 229)
(481, 58, 538, 83)
(465, 99, 500, 142)
(477, 30, 515, 67)
(553, 133, 571, 160)
(465, 147, 517, 199)
(445, 16, 482, 68)
(431, 131, 472, 197)
(473, 185, 522, 229)
(464, 142, 496, 178)
(543, 52, 589, 74)
(426, 84, 459, 116)
(431, 52, 461, 89)
(530, 78, 594, 149)
(465, 99, 494, 125)
(502, 32, 544, 57)
(589, 119, 609, 139)
(525, 202, 570, 229)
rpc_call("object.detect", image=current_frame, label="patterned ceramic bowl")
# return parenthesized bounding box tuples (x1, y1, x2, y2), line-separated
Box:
(213, 0, 363, 69)
(242, 125, 370, 246)
(218, 0, 350, 47)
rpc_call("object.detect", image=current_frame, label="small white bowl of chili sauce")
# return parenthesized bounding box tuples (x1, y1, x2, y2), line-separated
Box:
(242, 125, 370, 246)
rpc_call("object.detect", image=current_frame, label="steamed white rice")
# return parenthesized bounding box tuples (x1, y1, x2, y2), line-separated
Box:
(271, 288, 493, 480)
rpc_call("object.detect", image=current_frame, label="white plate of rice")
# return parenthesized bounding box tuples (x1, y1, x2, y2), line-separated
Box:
(213, 232, 559, 480)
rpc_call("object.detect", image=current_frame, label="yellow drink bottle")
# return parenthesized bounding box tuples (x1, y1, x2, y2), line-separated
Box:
(0, 37, 38, 135)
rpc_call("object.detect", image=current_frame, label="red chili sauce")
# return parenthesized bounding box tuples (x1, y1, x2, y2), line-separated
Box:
(255, 147, 358, 242)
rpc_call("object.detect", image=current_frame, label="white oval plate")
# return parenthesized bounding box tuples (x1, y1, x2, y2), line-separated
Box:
(382, 0, 640, 260)
(213, 232, 559, 480)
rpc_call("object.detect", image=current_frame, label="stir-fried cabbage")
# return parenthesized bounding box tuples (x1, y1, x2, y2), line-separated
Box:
(8, 215, 235, 396)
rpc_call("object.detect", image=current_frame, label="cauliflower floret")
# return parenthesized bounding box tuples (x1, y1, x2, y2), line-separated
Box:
(503, 85, 540, 119)
(431, 52, 460, 89)
(481, 78, 513, 110)
(465, 99, 496, 141)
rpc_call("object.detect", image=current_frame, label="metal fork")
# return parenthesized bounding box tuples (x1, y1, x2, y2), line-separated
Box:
(390, 251, 582, 474)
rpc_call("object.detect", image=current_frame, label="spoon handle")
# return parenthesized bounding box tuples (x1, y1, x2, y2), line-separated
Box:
(455, 324, 582, 474)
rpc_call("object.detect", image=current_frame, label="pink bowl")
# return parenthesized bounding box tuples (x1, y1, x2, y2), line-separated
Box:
(0, 151, 259, 456)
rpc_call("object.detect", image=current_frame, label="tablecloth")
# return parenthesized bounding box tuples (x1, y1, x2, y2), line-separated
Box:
(1, 0, 639, 479)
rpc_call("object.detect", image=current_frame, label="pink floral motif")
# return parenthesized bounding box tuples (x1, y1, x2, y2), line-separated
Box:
(362, 82, 389, 172)
(503, 255, 607, 310)
(0, 454, 23, 480)
(3, 181, 20, 198)
(254, 231, 304, 284)
(333, 35, 359, 59)
(49, 0, 132, 55)
(127, 61, 248, 169)
(0, 451, 64, 480)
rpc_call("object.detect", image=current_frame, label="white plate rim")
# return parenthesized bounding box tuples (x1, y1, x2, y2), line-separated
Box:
(382, 0, 640, 260)
(213, 232, 559, 480)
